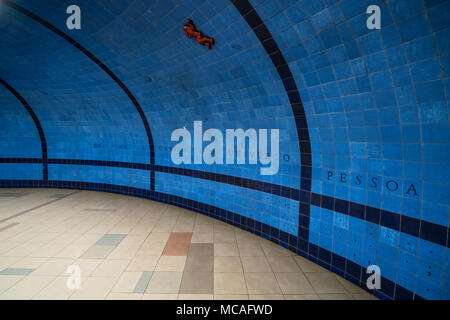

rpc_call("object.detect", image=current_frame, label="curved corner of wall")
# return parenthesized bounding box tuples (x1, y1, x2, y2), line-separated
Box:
(0, 0, 449, 300)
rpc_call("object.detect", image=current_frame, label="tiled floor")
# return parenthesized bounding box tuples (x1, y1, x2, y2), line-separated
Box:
(0, 188, 377, 300)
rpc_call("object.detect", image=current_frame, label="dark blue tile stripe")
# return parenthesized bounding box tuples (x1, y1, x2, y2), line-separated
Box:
(230, 0, 312, 242)
(0, 157, 448, 248)
(0, 78, 48, 180)
(47, 158, 150, 170)
(0, 158, 43, 164)
(0, 178, 424, 300)
(4, 0, 156, 191)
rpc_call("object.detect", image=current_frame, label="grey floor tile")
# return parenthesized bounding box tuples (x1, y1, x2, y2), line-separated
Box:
(179, 272, 214, 294)
(0, 267, 35, 275)
(134, 271, 153, 293)
(80, 245, 115, 259)
(95, 234, 126, 246)
(184, 255, 214, 272)
(188, 243, 213, 256)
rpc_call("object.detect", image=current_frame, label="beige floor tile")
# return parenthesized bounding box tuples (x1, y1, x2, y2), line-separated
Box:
(30, 245, 65, 259)
(156, 256, 186, 272)
(0, 275, 24, 294)
(178, 294, 213, 300)
(275, 273, 315, 294)
(56, 244, 91, 258)
(267, 256, 301, 272)
(127, 256, 159, 271)
(73, 234, 103, 246)
(51, 234, 80, 245)
(70, 276, 117, 300)
(137, 242, 166, 256)
(305, 273, 348, 293)
(70, 259, 102, 277)
(0, 242, 21, 255)
(106, 292, 143, 300)
(195, 216, 215, 226)
(145, 232, 170, 243)
(111, 272, 142, 292)
(30, 233, 59, 244)
(214, 243, 239, 256)
(352, 292, 378, 300)
(32, 276, 82, 300)
(2, 242, 43, 257)
(336, 276, 366, 293)
(87, 224, 114, 234)
(108, 225, 134, 234)
(0, 256, 23, 270)
(249, 294, 284, 300)
(214, 273, 247, 294)
(191, 232, 213, 243)
(293, 256, 328, 272)
(237, 243, 264, 256)
(193, 224, 213, 233)
(173, 224, 194, 232)
(152, 225, 175, 232)
(146, 272, 182, 294)
(33, 258, 75, 276)
(245, 273, 281, 294)
(142, 293, 178, 300)
(260, 243, 292, 257)
(214, 232, 236, 243)
(241, 257, 272, 272)
(0, 276, 55, 299)
(108, 244, 140, 259)
(214, 225, 235, 233)
(92, 259, 130, 277)
(121, 235, 147, 246)
(214, 294, 249, 300)
(319, 293, 355, 300)
(214, 257, 243, 273)
(9, 257, 48, 269)
(235, 231, 261, 243)
(284, 294, 320, 300)
(128, 224, 153, 235)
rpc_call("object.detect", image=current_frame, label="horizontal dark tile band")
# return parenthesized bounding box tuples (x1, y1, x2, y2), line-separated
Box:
(0, 157, 448, 248)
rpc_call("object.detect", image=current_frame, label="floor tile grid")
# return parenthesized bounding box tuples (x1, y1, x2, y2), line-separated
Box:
(0, 190, 377, 300)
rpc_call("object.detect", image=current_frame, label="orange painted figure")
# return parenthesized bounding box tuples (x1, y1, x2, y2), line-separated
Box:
(184, 19, 215, 50)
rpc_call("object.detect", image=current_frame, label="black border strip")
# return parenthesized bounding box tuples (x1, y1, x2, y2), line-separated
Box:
(1, 157, 446, 248)
(0, 78, 48, 180)
(3, 0, 156, 191)
(0, 179, 425, 300)
(230, 0, 312, 242)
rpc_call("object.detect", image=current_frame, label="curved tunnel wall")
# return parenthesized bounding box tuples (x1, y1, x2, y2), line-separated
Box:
(0, 0, 449, 299)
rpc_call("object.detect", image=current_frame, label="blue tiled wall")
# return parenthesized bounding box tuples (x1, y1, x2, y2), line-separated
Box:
(0, 163, 42, 180)
(156, 172, 300, 235)
(49, 164, 150, 190)
(0, 0, 449, 299)
(0, 86, 41, 158)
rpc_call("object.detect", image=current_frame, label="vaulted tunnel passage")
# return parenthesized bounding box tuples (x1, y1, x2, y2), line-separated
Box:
(0, 0, 449, 300)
